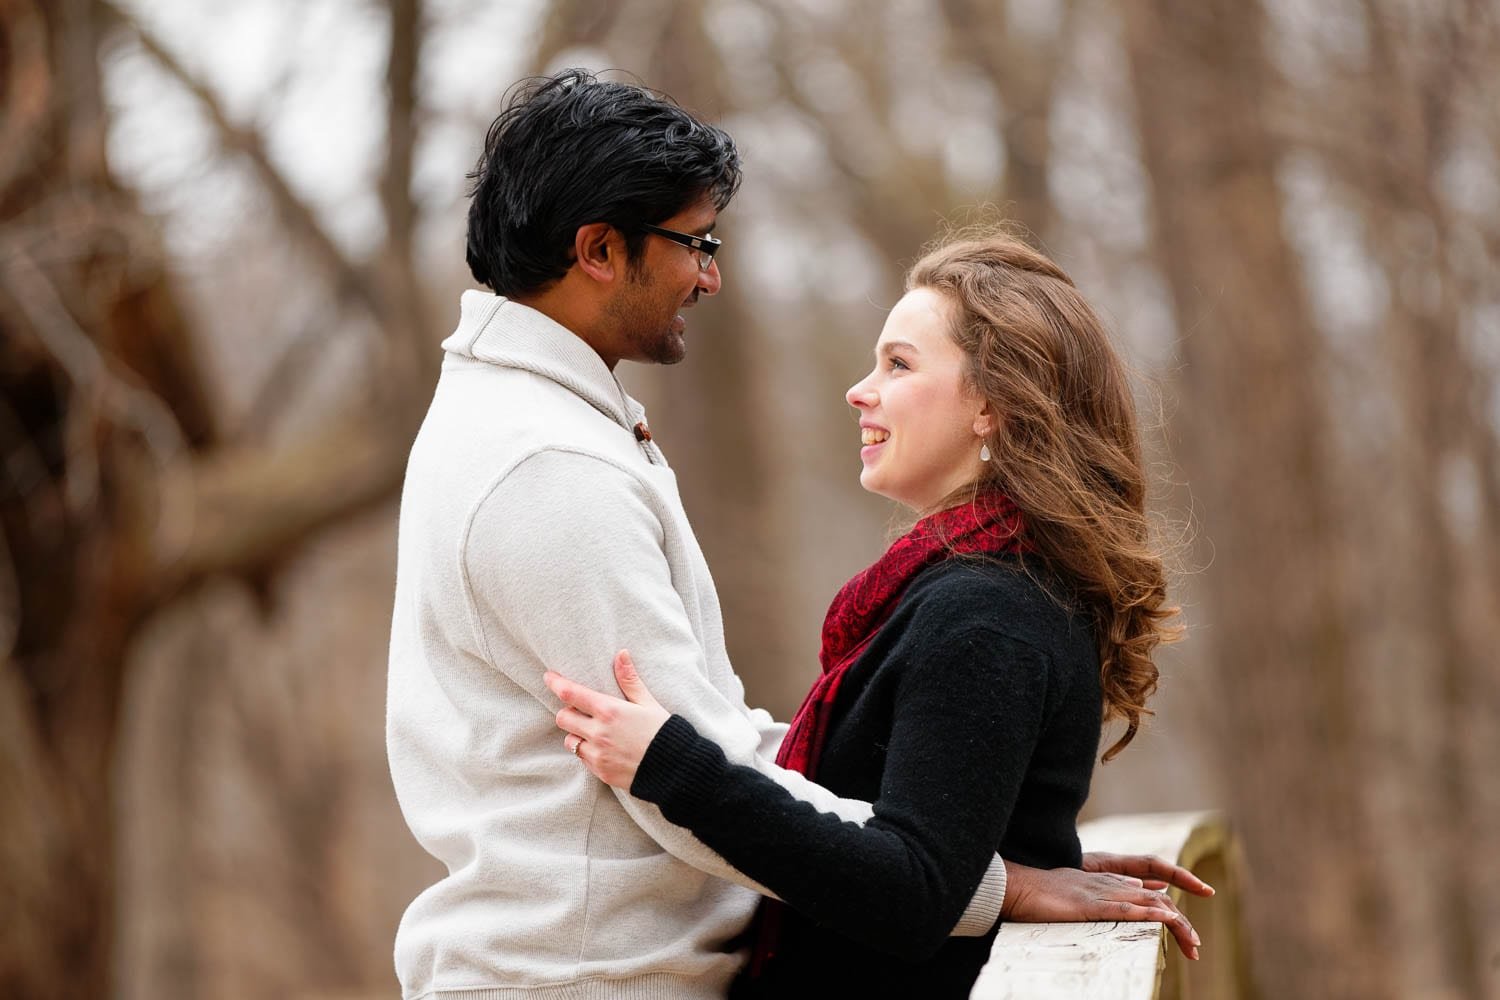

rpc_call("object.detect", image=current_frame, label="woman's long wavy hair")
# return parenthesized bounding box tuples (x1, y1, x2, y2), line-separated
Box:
(911, 228, 1181, 761)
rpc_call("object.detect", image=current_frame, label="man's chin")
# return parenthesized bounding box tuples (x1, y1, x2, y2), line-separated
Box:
(631, 329, 687, 366)
(653, 336, 687, 365)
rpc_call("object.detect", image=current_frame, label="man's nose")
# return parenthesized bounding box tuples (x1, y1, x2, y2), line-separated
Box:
(697, 258, 722, 296)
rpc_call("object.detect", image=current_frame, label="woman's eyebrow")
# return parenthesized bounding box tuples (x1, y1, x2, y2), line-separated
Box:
(877, 339, 919, 357)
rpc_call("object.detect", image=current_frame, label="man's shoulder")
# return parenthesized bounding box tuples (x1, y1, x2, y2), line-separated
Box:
(415, 371, 661, 498)
(461, 446, 674, 560)
(486, 445, 652, 506)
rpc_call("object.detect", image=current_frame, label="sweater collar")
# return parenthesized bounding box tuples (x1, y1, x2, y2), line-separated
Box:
(440, 290, 646, 431)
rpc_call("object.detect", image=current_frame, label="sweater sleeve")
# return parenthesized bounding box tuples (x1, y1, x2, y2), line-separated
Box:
(630, 625, 1050, 961)
(463, 448, 877, 894)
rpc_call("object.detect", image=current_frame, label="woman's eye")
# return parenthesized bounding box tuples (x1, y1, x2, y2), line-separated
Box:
(887, 356, 909, 371)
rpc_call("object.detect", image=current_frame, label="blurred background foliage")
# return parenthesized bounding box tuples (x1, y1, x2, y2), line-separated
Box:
(1, 0, 1497, 998)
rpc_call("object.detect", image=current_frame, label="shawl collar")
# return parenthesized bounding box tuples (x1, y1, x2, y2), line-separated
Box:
(440, 290, 647, 434)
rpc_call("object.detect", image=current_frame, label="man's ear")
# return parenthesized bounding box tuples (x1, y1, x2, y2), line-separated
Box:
(574, 222, 622, 283)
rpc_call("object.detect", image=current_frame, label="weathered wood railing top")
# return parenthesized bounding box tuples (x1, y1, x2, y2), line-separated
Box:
(971, 811, 1244, 1000)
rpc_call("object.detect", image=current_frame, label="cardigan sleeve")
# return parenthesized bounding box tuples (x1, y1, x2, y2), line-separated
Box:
(630, 625, 1051, 961)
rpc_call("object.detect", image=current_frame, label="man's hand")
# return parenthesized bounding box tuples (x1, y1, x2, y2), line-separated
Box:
(1083, 851, 1216, 896)
(1001, 860, 1204, 960)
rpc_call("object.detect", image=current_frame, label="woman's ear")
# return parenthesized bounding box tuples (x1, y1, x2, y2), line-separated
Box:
(573, 222, 620, 283)
(972, 401, 995, 438)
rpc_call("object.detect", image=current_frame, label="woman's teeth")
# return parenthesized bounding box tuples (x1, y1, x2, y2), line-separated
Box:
(861, 429, 890, 445)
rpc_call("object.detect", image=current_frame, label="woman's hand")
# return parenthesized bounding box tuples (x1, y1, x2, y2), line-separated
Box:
(1001, 860, 1205, 960)
(544, 650, 669, 789)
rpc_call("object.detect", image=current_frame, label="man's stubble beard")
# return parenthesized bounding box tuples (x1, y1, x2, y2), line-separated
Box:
(609, 263, 688, 366)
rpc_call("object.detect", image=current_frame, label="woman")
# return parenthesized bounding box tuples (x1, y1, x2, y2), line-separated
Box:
(545, 230, 1193, 995)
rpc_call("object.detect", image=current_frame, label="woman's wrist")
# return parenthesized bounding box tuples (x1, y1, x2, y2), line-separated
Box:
(629, 713, 726, 810)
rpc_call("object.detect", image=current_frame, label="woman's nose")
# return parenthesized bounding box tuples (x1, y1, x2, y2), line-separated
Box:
(846, 373, 875, 408)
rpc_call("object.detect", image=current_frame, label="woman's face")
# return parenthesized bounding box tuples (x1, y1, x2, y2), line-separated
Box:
(846, 288, 991, 512)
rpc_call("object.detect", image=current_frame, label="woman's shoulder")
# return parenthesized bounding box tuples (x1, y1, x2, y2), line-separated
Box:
(907, 555, 1069, 613)
(901, 557, 1093, 656)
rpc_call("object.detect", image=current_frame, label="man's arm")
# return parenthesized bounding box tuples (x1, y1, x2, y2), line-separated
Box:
(462, 449, 877, 893)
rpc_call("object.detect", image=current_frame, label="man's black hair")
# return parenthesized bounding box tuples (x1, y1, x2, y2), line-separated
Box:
(465, 69, 742, 296)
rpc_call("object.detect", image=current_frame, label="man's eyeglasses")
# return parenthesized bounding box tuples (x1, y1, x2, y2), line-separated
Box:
(641, 223, 721, 271)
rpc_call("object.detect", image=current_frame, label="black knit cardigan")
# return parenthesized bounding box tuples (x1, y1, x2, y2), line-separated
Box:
(631, 556, 1104, 998)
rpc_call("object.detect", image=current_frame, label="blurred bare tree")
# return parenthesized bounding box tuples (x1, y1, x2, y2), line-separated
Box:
(0, 0, 436, 996)
(3, 0, 1497, 998)
(1122, 0, 1500, 996)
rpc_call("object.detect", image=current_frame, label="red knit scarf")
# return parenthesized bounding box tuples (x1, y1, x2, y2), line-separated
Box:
(776, 492, 1029, 778)
(749, 492, 1029, 974)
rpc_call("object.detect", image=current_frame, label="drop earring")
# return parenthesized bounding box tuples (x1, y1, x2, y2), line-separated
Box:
(979, 442, 991, 463)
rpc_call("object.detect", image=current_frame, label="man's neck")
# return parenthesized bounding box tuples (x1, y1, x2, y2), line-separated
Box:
(512, 281, 618, 370)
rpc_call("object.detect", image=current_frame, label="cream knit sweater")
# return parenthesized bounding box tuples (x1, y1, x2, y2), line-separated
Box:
(386, 293, 1001, 999)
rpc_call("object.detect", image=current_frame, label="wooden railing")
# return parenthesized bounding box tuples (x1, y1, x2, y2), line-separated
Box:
(971, 811, 1246, 1000)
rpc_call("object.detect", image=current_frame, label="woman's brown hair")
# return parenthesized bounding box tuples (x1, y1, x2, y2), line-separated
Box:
(910, 228, 1181, 761)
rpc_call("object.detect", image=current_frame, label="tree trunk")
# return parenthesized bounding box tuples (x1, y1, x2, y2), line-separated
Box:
(1118, 0, 1394, 995)
(0, 1, 201, 993)
(1352, 6, 1498, 990)
(0, 2, 431, 995)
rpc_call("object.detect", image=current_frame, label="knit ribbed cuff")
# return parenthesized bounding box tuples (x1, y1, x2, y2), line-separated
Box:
(952, 856, 1006, 936)
(630, 714, 729, 820)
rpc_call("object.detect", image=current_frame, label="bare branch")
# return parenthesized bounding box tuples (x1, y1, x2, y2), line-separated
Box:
(381, 0, 422, 268)
(378, 0, 435, 380)
(236, 313, 346, 437)
(754, 4, 946, 261)
(528, 0, 626, 75)
(0, 0, 53, 201)
(153, 399, 417, 599)
(99, 0, 389, 327)
(938, 0, 1078, 240)
(0, 478, 23, 662)
(0, 247, 186, 508)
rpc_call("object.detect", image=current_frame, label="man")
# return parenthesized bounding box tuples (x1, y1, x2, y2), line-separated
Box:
(387, 69, 1201, 1000)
